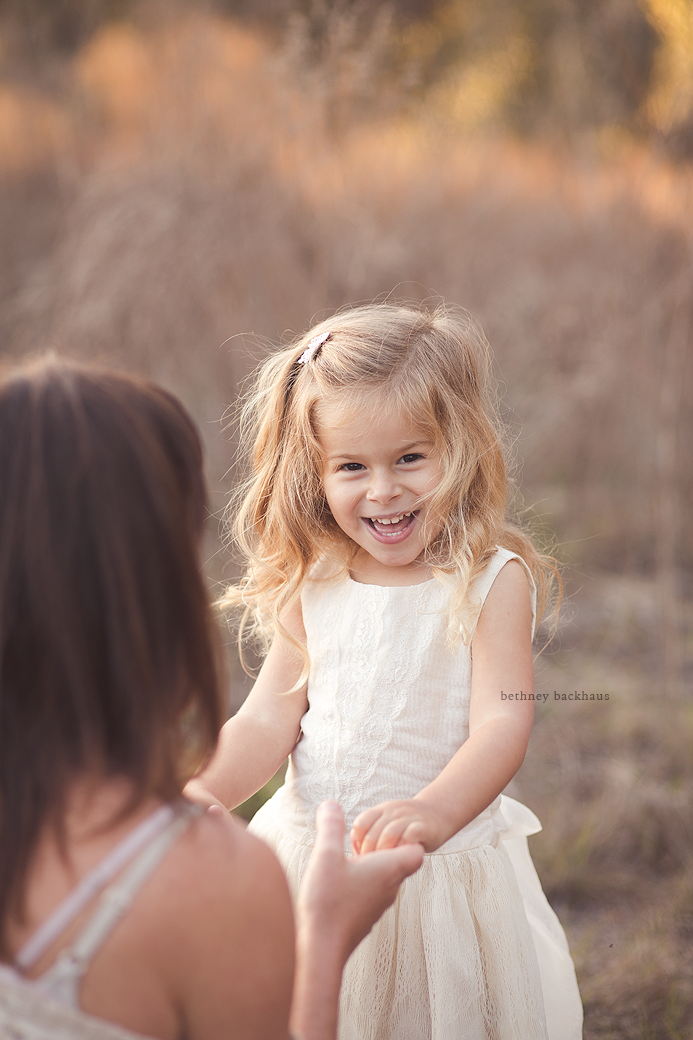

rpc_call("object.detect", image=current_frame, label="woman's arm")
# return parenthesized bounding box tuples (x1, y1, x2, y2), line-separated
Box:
(186, 598, 309, 811)
(79, 807, 295, 1040)
(291, 802, 424, 1040)
(177, 815, 296, 1040)
(350, 561, 535, 853)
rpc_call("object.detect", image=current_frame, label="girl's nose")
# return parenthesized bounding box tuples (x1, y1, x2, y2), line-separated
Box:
(366, 470, 401, 504)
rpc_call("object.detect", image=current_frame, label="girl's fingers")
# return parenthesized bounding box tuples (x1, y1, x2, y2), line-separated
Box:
(353, 806, 382, 832)
(374, 819, 412, 851)
(363, 816, 410, 854)
(351, 807, 384, 853)
(352, 803, 429, 854)
(357, 818, 390, 855)
(400, 821, 427, 846)
(356, 813, 392, 855)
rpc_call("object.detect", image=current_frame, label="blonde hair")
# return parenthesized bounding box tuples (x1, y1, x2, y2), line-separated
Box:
(223, 301, 558, 670)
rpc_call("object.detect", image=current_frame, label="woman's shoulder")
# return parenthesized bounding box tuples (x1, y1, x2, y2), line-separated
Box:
(178, 809, 295, 1029)
(163, 805, 292, 929)
(83, 806, 295, 1040)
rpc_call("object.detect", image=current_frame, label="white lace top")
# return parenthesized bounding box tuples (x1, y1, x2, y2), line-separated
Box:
(270, 546, 536, 854)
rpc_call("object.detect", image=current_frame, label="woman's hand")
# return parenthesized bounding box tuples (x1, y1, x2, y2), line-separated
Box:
(300, 801, 424, 956)
(350, 797, 446, 854)
(292, 801, 423, 1040)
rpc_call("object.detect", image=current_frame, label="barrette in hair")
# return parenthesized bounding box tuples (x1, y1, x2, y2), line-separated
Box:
(298, 331, 330, 365)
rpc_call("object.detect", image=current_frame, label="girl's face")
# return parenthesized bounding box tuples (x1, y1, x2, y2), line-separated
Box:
(317, 399, 444, 585)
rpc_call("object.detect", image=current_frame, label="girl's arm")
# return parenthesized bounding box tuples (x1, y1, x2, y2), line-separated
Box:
(185, 598, 309, 811)
(350, 561, 534, 854)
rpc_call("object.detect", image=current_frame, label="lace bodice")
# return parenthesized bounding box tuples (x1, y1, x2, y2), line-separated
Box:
(274, 547, 536, 853)
(249, 548, 582, 1040)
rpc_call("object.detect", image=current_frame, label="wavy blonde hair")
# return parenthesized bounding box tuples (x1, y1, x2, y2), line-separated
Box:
(223, 302, 559, 672)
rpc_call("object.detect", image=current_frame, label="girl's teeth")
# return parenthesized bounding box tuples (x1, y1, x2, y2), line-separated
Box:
(374, 512, 412, 525)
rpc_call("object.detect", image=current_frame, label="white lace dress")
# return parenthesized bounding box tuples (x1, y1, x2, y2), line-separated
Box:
(249, 548, 583, 1040)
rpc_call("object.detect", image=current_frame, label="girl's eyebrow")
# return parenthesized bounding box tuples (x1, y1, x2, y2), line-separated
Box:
(326, 440, 433, 461)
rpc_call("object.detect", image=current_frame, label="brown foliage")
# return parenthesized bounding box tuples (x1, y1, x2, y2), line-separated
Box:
(0, 11, 692, 1036)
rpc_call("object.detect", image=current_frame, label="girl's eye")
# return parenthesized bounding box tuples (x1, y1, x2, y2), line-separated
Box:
(339, 462, 365, 472)
(399, 453, 423, 464)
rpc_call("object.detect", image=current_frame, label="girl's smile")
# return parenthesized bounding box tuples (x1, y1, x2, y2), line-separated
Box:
(364, 510, 417, 541)
(317, 403, 443, 584)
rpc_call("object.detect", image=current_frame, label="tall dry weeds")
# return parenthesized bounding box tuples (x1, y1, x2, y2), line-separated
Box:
(1, 10, 692, 1037)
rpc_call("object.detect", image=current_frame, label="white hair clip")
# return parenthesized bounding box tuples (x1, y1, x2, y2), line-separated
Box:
(298, 331, 330, 365)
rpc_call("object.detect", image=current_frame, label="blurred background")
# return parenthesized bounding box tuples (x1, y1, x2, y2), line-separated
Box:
(1, 0, 692, 1034)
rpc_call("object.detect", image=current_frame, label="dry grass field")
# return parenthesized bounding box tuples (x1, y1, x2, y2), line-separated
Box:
(1, 10, 692, 1037)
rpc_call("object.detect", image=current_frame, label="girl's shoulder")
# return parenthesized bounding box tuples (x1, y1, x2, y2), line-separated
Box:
(481, 546, 535, 585)
(471, 547, 537, 637)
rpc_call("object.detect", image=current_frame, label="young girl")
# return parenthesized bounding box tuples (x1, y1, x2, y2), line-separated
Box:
(188, 303, 583, 1040)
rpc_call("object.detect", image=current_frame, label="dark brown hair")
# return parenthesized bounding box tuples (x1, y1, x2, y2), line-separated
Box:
(0, 358, 224, 952)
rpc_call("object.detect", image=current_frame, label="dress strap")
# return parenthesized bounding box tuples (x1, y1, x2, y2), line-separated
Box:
(470, 547, 537, 640)
(16, 803, 178, 972)
(15, 800, 202, 1008)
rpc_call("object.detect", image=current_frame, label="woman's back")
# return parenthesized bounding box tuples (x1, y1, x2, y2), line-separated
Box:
(2, 783, 294, 1039)
(0, 361, 295, 1039)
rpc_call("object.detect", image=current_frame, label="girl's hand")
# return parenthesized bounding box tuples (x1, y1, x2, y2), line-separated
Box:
(350, 798, 445, 855)
(184, 778, 229, 811)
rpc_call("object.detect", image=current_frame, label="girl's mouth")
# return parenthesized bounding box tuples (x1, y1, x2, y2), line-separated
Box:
(363, 511, 417, 542)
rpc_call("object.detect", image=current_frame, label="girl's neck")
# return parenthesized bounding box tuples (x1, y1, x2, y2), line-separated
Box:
(349, 551, 434, 587)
